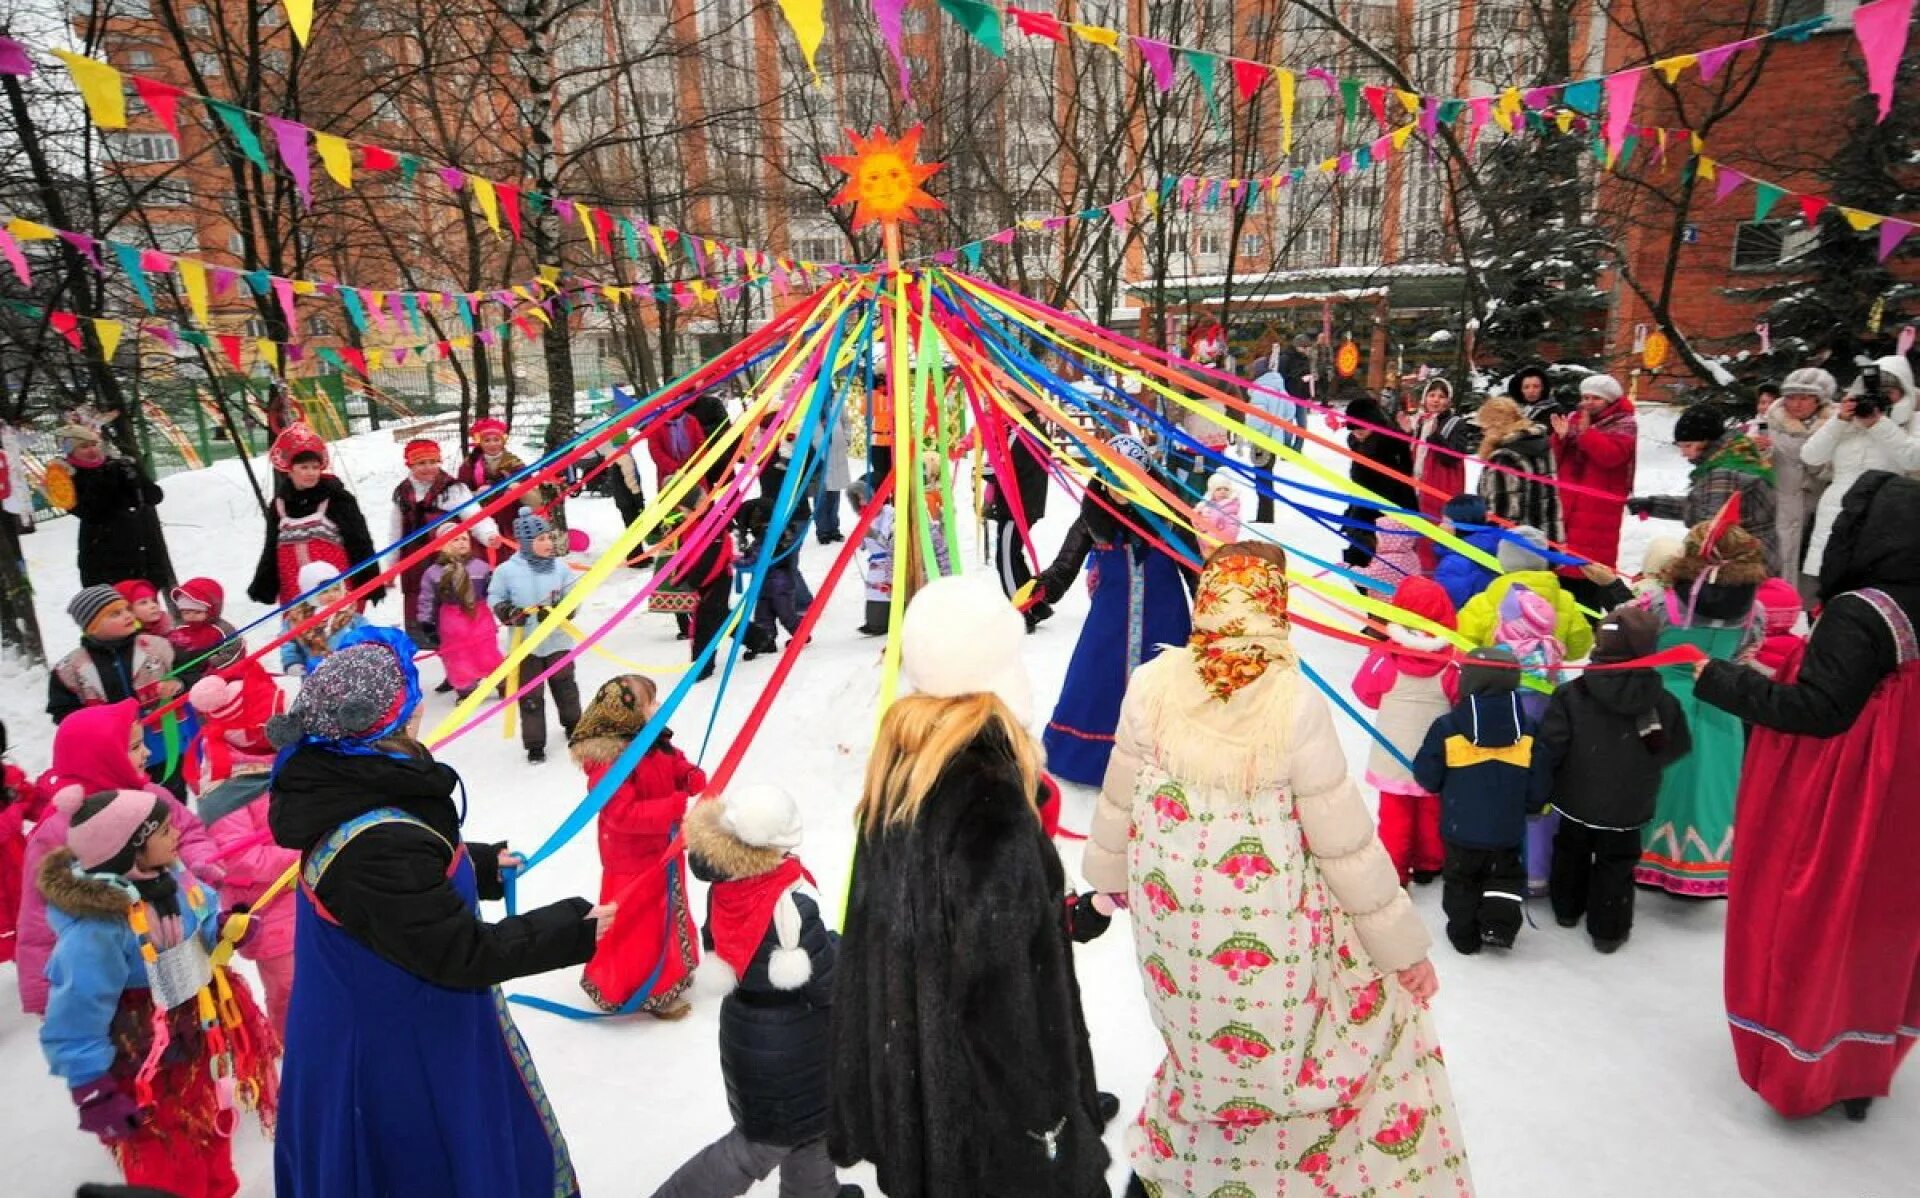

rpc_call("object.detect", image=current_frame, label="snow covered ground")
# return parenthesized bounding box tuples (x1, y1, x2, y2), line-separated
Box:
(3, 404, 1916, 1196)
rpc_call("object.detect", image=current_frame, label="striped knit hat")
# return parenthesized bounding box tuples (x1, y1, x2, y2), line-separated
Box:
(67, 585, 127, 633)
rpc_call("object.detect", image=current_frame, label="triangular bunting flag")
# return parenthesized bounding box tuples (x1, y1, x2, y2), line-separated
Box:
(314, 132, 353, 188)
(51, 51, 126, 129)
(178, 258, 210, 326)
(1752, 182, 1784, 222)
(91, 318, 122, 362)
(938, 0, 1005, 57)
(133, 77, 184, 139)
(207, 100, 268, 169)
(1878, 218, 1915, 261)
(1231, 59, 1266, 103)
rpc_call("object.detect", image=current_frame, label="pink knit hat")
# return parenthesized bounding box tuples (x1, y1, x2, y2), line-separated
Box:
(55, 785, 168, 873)
(188, 674, 247, 722)
(1754, 577, 1802, 636)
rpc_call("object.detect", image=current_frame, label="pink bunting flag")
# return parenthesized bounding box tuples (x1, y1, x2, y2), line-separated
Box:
(1107, 198, 1131, 229)
(1133, 37, 1175, 91)
(1466, 97, 1492, 150)
(721, 284, 743, 302)
(1370, 134, 1393, 159)
(57, 231, 101, 272)
(1418, 96, 1439, 140)
(1603, 70, 1641, 151)
(1335, 153, 1354, 175)
(140, 249, 173, 272)
(272, 276, 297, 332)
(555, 198, 575, 224)
(1523, 86, 1556, 109)
(0, 227, 27, 284)
(1179, 175, 1199, 207)
(438, 166, 466, 193)
(771, 271, 790, 297)
(1713, 168, 1747, 203)
(210, 267, 238, 298)
(1855, 0, 1915, 122)
(387, 293, 409, 328)
(477, 329, 498, 346)
(145, 324, 179, 351)
(264, 117, 312, 206)
(392, 347, 408, 366)
(988, 228, 1017, 245)
(1304, 67, 1337, 94)
(0, 36, 33, 76)
(1694, 44, 1735, 80)
(1879, 218, 1915, 262)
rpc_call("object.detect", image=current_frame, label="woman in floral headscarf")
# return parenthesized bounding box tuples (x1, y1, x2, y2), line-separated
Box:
(1087, 542, 1473, 1198)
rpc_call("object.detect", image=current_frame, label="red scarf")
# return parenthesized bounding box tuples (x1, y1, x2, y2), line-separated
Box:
(706, 856, 810, 979)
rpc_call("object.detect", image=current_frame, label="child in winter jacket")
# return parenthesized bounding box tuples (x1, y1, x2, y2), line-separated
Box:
(48, 586, 179, 726)
(738, 496, 816, 662)
(417, 529, 505, 699)
(1455, 525, 1595, 659)
(1751, 576, 1807, 681)
(166, 578, 240, 673)
(38, 786, 277, 1198)
(1493, 583, 1566, 896)
(1357, 516, 1425, 598)
(491, 506, 584, 762)
(1433, 494, 1503, 609)
(0, 720, 49, 964)
(113, 579, 172, 637)
(852, 479, 890, 635)
(279, 562, 372, 677)
(1531, 607, 1691, 953)
(649, 784, 859, 1198)
(1351, 577, 1459, 884)
(1193, 470, 1242, 551)
(570, 675, 701, 1017)
(18, 701, 224, 1018)
(1414, 647, 1536, 955)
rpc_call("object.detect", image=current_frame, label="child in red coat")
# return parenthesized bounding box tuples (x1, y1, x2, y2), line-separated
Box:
(569, 674, 703, 1018)
(1752, 577, 1807, 681)
(1, 720, 50, 964)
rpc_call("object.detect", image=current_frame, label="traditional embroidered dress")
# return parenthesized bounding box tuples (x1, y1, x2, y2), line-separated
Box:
(271, 498, 351, 607)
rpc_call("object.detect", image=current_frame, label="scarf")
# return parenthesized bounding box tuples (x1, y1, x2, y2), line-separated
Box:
(1696, 433, 1774, 484)
(1187, 551, 1296, 701)
(569, 676, 655, 746)
(706, 856, 809, 979)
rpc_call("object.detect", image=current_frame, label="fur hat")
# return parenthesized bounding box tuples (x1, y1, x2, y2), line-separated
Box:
(1640, 536, 1685, 581)
(267, 627, 420, 749)
(1579, 374, 1624, 403)
(1496, 525, 1551, 574)
(1672, 402, 1728, 444)
(404, 438, 442, 466)
(1460, 646, 1519, 697)
(269, 423, 330, 473)
(171, 577, 224, 616)
(1664, 510, 1770, 588)
(1592, 606, 1659, 664)
(68, 585, 126, 632)
(1779, 368, 1836, 405)
(1206, 470, 1237, 498)
(58, 785, 168, 874)
(719, 783, 803, 850)
(900, 574, 1034, 725)
(297, 561, 341, 596)
(1442, 493, 1487, 525)
(470, 417, 509, 442)
(1753, 577, 1803, 636)
(1873, 354, 1916, 400)
(54, 423, 103, 445)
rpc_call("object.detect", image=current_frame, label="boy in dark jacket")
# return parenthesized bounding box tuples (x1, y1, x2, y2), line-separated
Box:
(1433, 494, 1504, 609)
(737, 496, 815, 662)
(1532, 606, 1692, 952)
(1414, 646, 1535, 954)
(654, 785, 859, 1198)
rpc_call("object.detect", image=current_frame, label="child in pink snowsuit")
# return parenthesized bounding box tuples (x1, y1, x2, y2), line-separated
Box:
(1496, 584, 1566, 895)
(1352, 577, 1459, 884)
(416, 529, 505, 700)
(1358, 516, 1426, 599)
(1193, 471, 1243, 551)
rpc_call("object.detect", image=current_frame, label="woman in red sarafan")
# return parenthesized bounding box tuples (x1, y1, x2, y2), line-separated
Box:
(568, 675, 701, 1018)
(1695, 471, 1920, 1121)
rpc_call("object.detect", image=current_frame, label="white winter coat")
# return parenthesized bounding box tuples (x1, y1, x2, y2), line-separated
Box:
(1798, 412, 1920, 577)
(1764, 397, 1831, 583)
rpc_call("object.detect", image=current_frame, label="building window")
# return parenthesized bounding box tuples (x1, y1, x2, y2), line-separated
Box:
(106, 131, 179, 162)
(641, 90, 673, 119)
(244, 317, 269, 337)
(305, 315, 332, 336)
(1777, 0, 1860, 26)
(148, 223, 197, 253)
(262, 49, 288, 73)
(124, 49, 154, 69)
(1196, 229, 1224, 258)
(228, 232, 246, 255)
(184, 4, 210, 28)
(192, 52, 221, 78)
(634, 0, 667, 15)
(1733, 219, 1820, 269)
(794, 234, 841, 262)
(142, 178, 191, 206)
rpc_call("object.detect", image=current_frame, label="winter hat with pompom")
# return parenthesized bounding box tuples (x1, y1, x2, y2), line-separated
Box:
(1496, 525, 1551, 574)
(1385, 576, 1457, 652)
(1579, 374, 1624, 403)
(267, 627, 420, 750)
(188, 674, 247, 723)
(901, 574, 1034, 725)
(59, 786, 168, 874)
(1754, 577, 1803, 636)
(720, 783, 803, 850)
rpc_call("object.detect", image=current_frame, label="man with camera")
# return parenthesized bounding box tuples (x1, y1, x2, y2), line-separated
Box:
(1797, 356, 1920, 580)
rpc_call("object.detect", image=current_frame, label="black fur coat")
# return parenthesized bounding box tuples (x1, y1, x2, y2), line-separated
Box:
(828, 729, 1109, 1198)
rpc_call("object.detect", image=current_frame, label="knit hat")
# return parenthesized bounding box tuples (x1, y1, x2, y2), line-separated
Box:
(719, 783, 803, 850)
(57, 786, 168, 874)
(1460, 646, 1520, 697)
(1107, 435, 1152, 470)
(112, 580, 158, 606)
(1388, 576, 1456, 633)
(1592, 606, 1659, 664)
(1672, 402, 1728, 444)
(1754, 577, 1803, 636)
(404, 438, 442, 465)
(188, 674, 248, 723)
(471, 417, 509, 442)
(171, 577, 224, 617)
(1442, 493, 1487, 525)
(1496, 525, 1551, 574)
(514, 505, 554, 552)
(68, 585, 126, 632)
(1579, 374, 1624, 403)
(297, 560, 341, 596)
(269, 423, 330, 473)
(900, 574, 1034, 725)
(267, 626, 420, 749)
(1779, 368, 1837, 405)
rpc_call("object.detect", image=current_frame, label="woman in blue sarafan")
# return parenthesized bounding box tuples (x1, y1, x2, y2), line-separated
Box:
(264, 625, 610, 1198)
(1032, 437, 1198, 787)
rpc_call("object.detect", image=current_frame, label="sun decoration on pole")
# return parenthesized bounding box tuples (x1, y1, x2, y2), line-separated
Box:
(826, 125, 944, 234)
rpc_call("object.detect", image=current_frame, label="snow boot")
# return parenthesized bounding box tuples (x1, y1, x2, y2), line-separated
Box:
(1593, 934, 1628, 954)
(527, 747, 546, 764)
(1842, 1098, 1873, 1122)
(1097, 1091, 1121, 1125)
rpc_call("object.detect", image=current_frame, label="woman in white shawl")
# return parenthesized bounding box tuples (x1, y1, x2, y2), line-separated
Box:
(1088, 541, 1473, 1198)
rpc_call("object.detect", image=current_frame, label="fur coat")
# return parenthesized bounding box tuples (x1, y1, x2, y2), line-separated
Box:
(829, 728, 1108, 1198)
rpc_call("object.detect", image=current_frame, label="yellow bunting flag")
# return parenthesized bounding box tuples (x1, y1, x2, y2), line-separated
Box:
(527, 306, 552, 326)
(1657, 54, 1697, 84)
(1554, 110, 1575, 134)
(471, 177, 501, 235)
(283, 0, 314, 45)
(91, 318, 122, 361)
(256, 339, 280, 370)
(538, 264, 561, 288)
(648, 225, 670, 261)
(367, 349, 384, 372)
(7, 218, 55, 241)
(1391, 123, 1416, 151)
(774, 0, 826, 78)
(1696, 156, 1717, 182)
(1275, 69, 1296, 153)
(314, 132, 353, 188)
(1395, 89, 1421, 115)
(1841, 207, 1882, 232)
(1495, 86, 1522, 131)
(52, 50, 126, 130)
(178, 259, 210, 326)
(1072, 24, 1120, 50)
(577, 203, 598, 251)
(292, 279, 317, 295)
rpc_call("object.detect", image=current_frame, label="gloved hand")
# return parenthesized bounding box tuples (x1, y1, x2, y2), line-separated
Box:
(221, 905, 259, 951)
(1625, 496, 1653, 516)
(492, 601, 517, 626)
(72, 1080, 143, 1142)
(682, 765, 710, 795)
(1065, 891, 1113, 944)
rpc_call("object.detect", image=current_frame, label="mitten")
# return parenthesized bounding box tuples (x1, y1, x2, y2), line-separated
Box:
(72, 1080, 143, 1142)
(1625, 496, 1653, 516)
(1065, 891, 1113, 944)
(682, 765, 710, 795)
(283, 662, 305, 677)
(492, 601, 518, 625)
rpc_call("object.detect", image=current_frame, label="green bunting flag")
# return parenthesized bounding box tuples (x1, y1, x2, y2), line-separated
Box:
(206, 99, 267, 169)
(937, 0, 1004, 57)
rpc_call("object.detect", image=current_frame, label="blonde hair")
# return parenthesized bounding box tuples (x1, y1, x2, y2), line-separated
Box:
(1475, 396, 1524, 459)
(857, 692, 1040, 835)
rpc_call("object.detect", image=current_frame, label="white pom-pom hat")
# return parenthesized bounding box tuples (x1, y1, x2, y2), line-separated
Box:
(900, 574, 1033, 725)
(719, 783, 802, 850)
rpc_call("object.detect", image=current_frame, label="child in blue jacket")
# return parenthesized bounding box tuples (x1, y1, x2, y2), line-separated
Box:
(38, 785, 277, 1197)
(1413, 646, 1536, 955)
(1433, 494, 1504, 609)
(279, 561, 372, 677)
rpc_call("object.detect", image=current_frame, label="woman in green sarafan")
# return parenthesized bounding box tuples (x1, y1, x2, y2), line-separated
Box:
(1633, 510, 1769, 898)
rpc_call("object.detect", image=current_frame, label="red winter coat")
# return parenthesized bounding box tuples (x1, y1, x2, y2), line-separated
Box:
(1550, 398, 1637, 571)
(589, 734, 706, 873)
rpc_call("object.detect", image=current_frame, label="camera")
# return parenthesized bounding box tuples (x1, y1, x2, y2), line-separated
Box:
(1853, 364, 1893, 417)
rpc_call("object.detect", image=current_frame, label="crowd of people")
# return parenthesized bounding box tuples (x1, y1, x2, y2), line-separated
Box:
(2, 330, 1916, 1198)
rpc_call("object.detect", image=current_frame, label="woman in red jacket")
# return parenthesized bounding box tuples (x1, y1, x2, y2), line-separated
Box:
(570, 675, 703, 1018)
(1550, 374, 1638, 604)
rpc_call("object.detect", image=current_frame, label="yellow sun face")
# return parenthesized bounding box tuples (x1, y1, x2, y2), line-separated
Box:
(826, 126, 944, 230)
